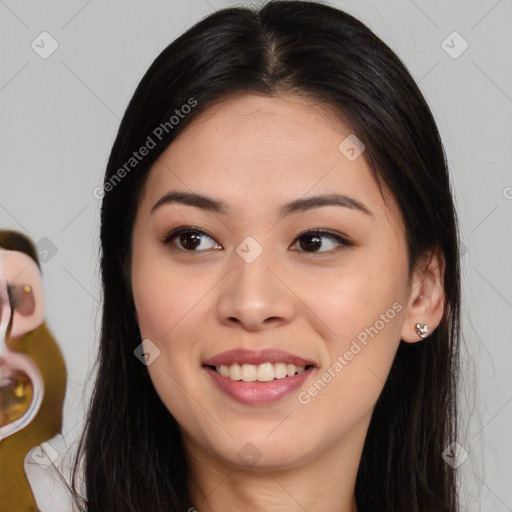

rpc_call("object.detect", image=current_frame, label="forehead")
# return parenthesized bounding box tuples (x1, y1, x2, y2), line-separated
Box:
(141, 93, 402, 230)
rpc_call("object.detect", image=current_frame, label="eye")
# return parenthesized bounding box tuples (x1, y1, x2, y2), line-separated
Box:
(161, 226, 353, 254)
(290, 229, 353, 254)
(161, 227, 222, 252)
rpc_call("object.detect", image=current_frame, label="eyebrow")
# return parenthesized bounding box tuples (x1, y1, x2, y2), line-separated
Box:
(151, 191, 373, 217)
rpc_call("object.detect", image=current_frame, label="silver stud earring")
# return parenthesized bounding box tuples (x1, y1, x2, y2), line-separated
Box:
(415, 323, 429, 338)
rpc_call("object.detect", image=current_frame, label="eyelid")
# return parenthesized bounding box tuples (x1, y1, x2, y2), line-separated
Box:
(293, 228, 353, 245)
(160, 225, 213, 245)
(289, 228, 354, 254)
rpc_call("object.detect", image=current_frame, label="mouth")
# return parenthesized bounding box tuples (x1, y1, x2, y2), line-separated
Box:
(203, 364, 316, 405)
(204, 362, 315, 382)
(202, 348, 317, 405)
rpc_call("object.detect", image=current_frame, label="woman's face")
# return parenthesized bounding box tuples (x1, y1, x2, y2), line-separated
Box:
(131, 93, 414, 472)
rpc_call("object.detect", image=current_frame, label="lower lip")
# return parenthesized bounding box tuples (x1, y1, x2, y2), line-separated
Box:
(203, 365, 314, 405)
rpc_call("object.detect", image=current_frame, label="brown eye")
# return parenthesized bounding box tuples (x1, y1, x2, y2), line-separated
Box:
(162, 227, 222, 252)
(298, 234, 324, 252)
(291, 229, 353, 254)
(179, 232, 203, 251)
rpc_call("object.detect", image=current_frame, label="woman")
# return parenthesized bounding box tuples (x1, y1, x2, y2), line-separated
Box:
(71, 1, 461, 510)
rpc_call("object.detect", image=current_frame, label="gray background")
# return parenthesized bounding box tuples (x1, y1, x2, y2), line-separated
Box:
(1, 0, 511, 510)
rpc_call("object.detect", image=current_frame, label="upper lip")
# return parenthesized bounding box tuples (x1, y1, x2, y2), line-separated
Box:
(203, 348, 317, 368)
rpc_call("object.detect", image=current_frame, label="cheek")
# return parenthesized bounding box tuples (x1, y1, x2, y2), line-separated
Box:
(298, 250, 407, 403)
(303, 249, 408, 342)
(131, 235, 198, 341)
(130, 241, 212, 391)
(131, 254, 207, 422)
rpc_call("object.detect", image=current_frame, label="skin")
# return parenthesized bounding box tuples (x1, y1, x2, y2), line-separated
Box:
(130, 93, 445, 512)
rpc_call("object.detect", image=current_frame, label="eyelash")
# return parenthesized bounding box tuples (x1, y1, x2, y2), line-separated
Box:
(160, 226, 354, 255)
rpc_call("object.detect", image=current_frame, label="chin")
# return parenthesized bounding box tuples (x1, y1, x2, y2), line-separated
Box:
(201, 429, 317, 472)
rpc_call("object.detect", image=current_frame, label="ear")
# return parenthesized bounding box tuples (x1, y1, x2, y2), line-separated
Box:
(400, 246, 446, 343)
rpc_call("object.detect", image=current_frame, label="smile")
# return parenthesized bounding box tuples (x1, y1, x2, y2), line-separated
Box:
(212, 362, 310, 381)
(203, 364, 316, 406)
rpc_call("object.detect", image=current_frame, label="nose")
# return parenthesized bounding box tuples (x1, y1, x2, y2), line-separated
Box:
(216, 246, 296, 332)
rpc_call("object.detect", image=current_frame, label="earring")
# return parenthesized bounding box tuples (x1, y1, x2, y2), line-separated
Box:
(415, 323, 429, 338)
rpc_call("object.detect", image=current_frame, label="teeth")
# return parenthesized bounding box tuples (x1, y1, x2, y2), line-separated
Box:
(228, 363, 242, 380)
(257, 362, 274, 382)
(214, 363, 307, 381)
(274, 362, 288, 379)
(241, 364, 257, 381)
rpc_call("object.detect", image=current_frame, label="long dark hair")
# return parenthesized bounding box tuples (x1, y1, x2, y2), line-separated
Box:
(71, 1, 461, 510)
